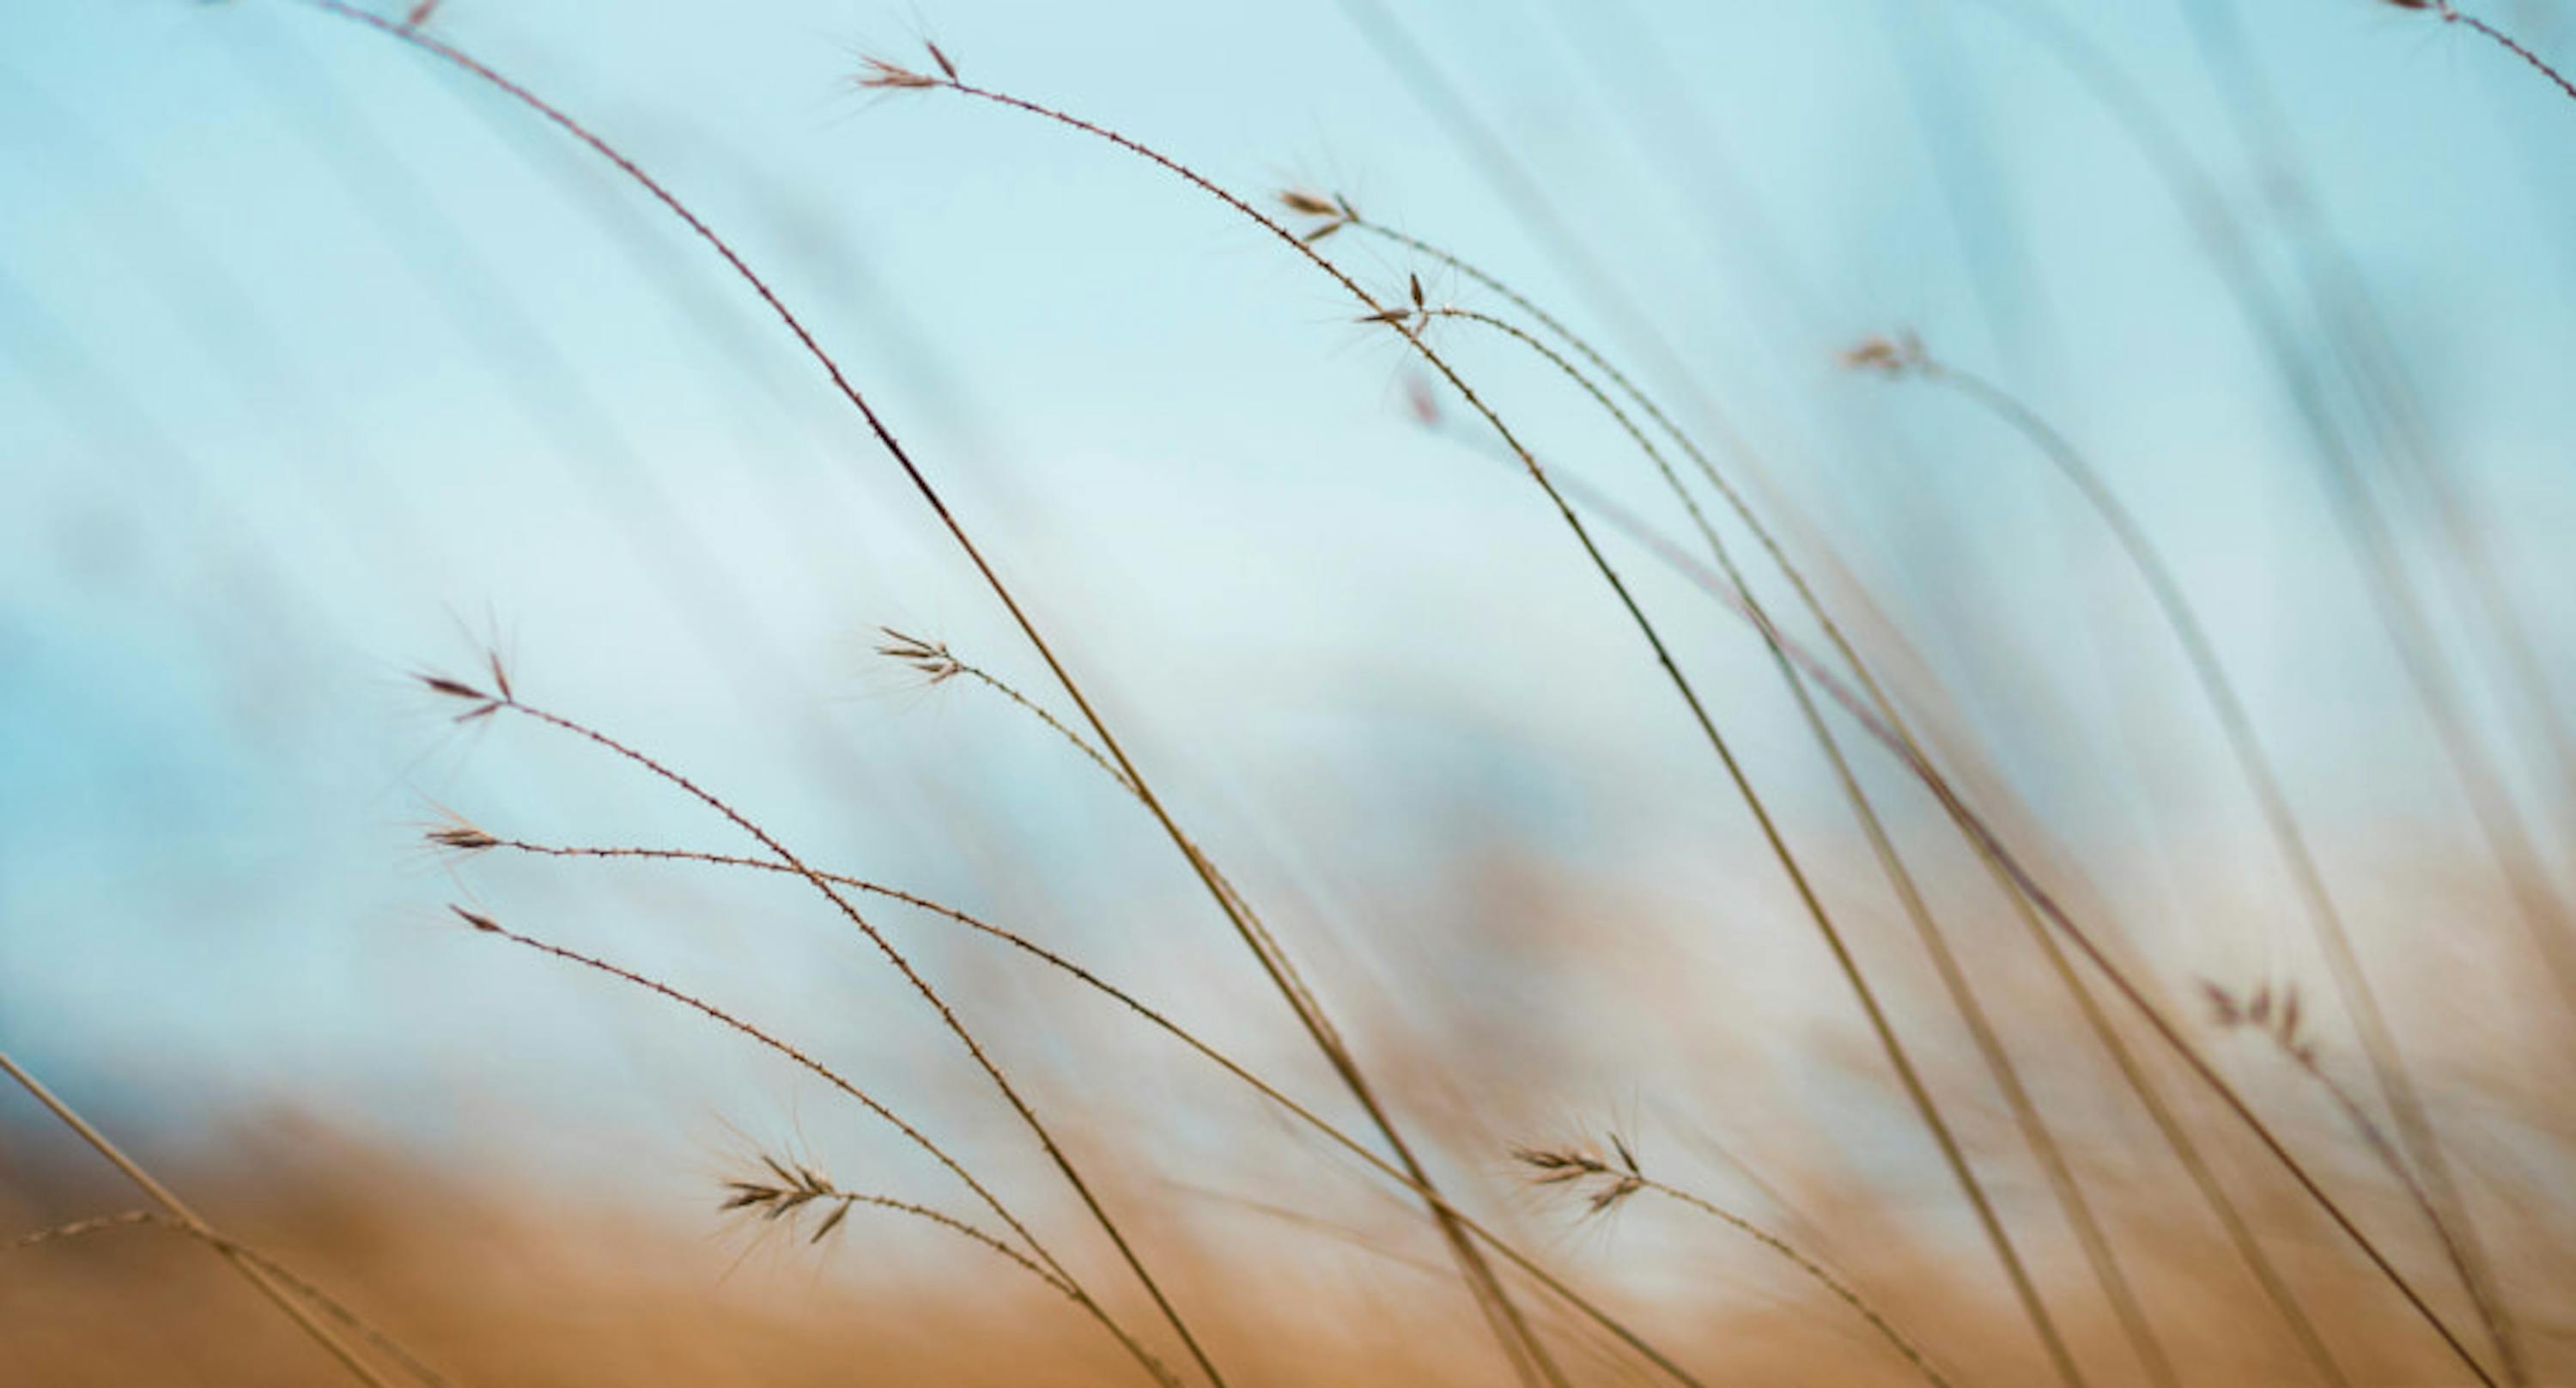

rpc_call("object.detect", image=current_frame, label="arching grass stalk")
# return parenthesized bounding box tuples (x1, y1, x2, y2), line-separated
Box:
(1158, 1181, 1669, 1386)
(0, 1052, 398, 1387)
(877, 628, 1134, 794)
(1316, 206, 2356, 1384)
(2202, 977, 2499, 1353)
(1866, 337, 2520, 1383)
(1953, 0, 2576, 1044)
(416, 673, 1218, 1387)
(434, 898, 1176, 1388)
(291, 14, 1546, 1378)
(1352, 190, 2503, 1378)
(2175, 1, 2549, 1355)
(1323, 0, 1790, 510)
(2172, 0, 2576, 873)
(875, 58, 2092, 1388)
(874, 630, 1342, 1040)
(459, 832, 1711, 1388)
(1516, 1143, 1954, 1388)
(1906, 9, 2573, 1362)
(217, 11, 907, 830)
(1428, 302, 2173, 1388)
(718, 1156, 1082, 1300)
(7, 1210, 449, 1387)
(2386, 1, 2576, 105)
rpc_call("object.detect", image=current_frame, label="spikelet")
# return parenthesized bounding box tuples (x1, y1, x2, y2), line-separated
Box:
(875, 627, 965, 684)
(856, 57, 940, 91)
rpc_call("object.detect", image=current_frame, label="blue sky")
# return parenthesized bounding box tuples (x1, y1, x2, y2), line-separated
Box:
(5, 0, 2574, 1197)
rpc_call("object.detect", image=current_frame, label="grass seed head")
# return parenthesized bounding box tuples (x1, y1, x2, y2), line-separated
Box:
(876, 627, 964, 685)
(721, 1154, 857, 1243)
(416, 671, 489, 702)
(1512, 1144, 1608, 1182)
(1838, 331, 1926, 375)
(1279, 188, 1338, 217)
(427, 822, 500, 853)
(1610, 1130, 1641, 1176)
(2203, 978, 2316, 1063)
(810, 1201, 851, 1243)
(415, 669, 501, 721)
(1516, 1141, 1644, 1215)
(1279, 187, 1354, 242)
(858, 57, 941, 91)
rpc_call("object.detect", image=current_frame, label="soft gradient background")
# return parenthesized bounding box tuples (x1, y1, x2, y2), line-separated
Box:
(5, 0, 2574, 1349)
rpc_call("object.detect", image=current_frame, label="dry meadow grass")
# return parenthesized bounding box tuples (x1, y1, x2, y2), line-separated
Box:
(8, 1, 2576, 1384)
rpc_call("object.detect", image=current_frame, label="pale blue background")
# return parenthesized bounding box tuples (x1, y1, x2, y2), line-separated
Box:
(3, 0, 2572, 1219)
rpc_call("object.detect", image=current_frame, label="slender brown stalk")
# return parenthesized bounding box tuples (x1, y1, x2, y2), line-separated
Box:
(1956, 0, 2576, 1051)
(0, 1052, 396, 1387)
(1516, 1144, 1953, 1388)
(2175, 0, 2576, 854)
(1876, 340, 2519, 1381)
(419, 674, 1219, 1387)
(1161, 1183, 1667, 1386)
(1328, 208, 2441, 1385)
(467, 834, 1710, 1388)
(1425, 392, 2370, 1388)
(287, 9, 2488, 1379)
(1938, 11, 2572, 1366)
(885, 58, 2093, 1388)
(878, 627, 1135, 794)
(719, 1158, 1079, 1300)
(2207, 982, 2508, 1384)
(2170, 8, 2537, 1367)
(292, 11, 1540, 1378)
(1325, 0, 1788, 510)
(10, 1208, 167, 1251)
(1364, 209, 2348, 1377)
(8, 1209, 450, 1387)
(2394, 2, 2576, 104)
(438, 903, 1176, 1388)
(878, 631, 1347, 1044)
(1795, 640, 2498, 1385)
(1427, 302, 2170, 1388)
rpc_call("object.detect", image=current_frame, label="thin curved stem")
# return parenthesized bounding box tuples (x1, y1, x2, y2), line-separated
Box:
(1520, 1149, 1954, 1388)
(2153, 3, 2536, 1368)
(445, 906, 1176, 1387)
(720, 1160, 1087, 1306)
(1959, 0, 2576, 1065)
(477, 835, 1710, 1388)
(921, 647, 1342, 1039)
(2431, 4, 2576, 105)
(2212, 983, 2494, 1368)
(8, 1209, 448, 1387)
(447, 687, 1209, 1386)
(1353, 211, 2451, 1384)
(295, 11, 1538, 1379)
(0, 1052, 398, 1388)
(954, 663, 1137, 794)
(10, 1209, 168, 1251)
(1910, 350, 2517, 1380)
(904, 65, 2092, 1388)
(1644, 1176, 1949, 1388)
(1427, 304, 2152, 1385)
(821, 1194, 1073, 1298)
